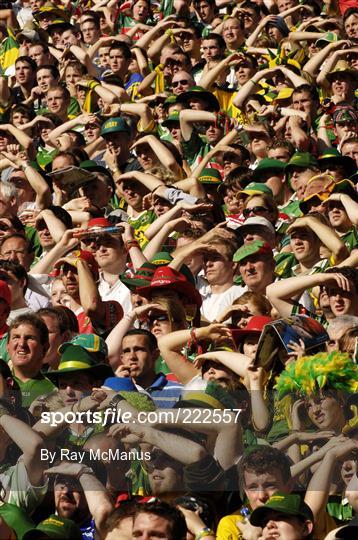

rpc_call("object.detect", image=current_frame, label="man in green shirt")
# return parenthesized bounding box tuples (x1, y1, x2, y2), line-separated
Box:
(6, 313, 56, 408)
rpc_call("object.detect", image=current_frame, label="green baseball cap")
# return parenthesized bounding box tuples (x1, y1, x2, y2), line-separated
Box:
(253, 158, 286, 178)
(162, 110, 180, 128)
(79, 160, 110, 177)
(250, 493, 314, 527)
(163, 94, 178, 107)
(58, 333, 108, 359)
(233, 240, 273, 263)
(198, 168, 222, 184)
(240, 182, 273, 196)
(120, 262, 157, 290)
(316, 31, 338, 47)
(23, 514, 83, 540)
(101, 117, 131, 137)
(285, 152, 318, 173)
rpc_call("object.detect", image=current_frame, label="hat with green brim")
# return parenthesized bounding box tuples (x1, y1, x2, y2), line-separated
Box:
(176, 86, 220, 111)
(326, 61, 357, 82)
(79, 160, 110, 177)
(120, 262, 157, 290)
(253, 158, 286, 179)
(233, 240, 273, 263)
(285, 152, 318, 174)
(318, 148, 356, 176)
(250, 493, 314, 527)
(162, 111, 180, 128)
(33, 4, 70, 21)
(0, 503, 35, 540)
(47, 20, 73, 33)
(199, 168, 222, 185)
(316, 31, 338, 47)
(174, 381, 237, 410)
(46, 345, 113, 383)
(23, 515, 83, 540)
(101, 117, 131, 137)
(239, 182, 273, 197)
(163, 95, 178, 108)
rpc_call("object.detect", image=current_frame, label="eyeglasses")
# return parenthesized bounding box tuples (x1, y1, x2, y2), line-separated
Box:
(172, 79, 190, 88)
(147, 313, 169, 325)
(243, 206, 269, 218)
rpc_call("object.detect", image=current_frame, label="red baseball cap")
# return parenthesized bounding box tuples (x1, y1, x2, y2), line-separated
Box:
(0, 279, 11, 307)
(231, 315, 273, 344)
(137, 266, 202, 306)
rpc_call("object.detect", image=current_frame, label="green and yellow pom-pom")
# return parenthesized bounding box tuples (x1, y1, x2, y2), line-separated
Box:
(275, 351, 358, 400)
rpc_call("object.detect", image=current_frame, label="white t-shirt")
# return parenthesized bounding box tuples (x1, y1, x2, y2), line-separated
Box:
(98, 275, 132, 315)
(199, 284, 247, 322)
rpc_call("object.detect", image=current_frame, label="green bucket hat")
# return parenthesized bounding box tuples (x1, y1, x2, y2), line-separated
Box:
(253, 158, 286, 178)
(285, 152, 318, 174)
(233, 240, 273, 263)
(176, 86, 220, 111)
(162, 110, 180, 128)
(23, 515, 83, 540)
(250, 493, 314, 527)
(101, 117, 131, 137)
(198, 168, 222, 185)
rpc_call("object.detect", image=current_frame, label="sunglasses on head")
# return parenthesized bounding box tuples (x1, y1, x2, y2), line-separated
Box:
(243, 206, 269, 218)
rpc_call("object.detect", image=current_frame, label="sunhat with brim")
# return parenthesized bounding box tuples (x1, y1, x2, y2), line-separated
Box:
(298, 173, 336, 212)
(120, 262, 157, 290)
(0, 503, 34, 540)
(47, 20, 73, 33)
(58, 333, 108, 360)
(253, 158, 286, 179)
(231, 315, 273, 345)
(46, 345, 113, 383)
(137, 266, 202, 306)
(176, 86, 220, 111)
(239, 216, 275, 237)
(317, 148, 356, 176)
(233, 240, 273, 263)
(250, 493, 314, 527)
(199, 168, 222, 185)
(15, 29, 40, 42)
(326, 61, 357, 83)
(239, 182, 273, 197)
(33, 4, 70, 21)
(162, 111, 180, 128)
(22, 515, 83, 540)
(285, 152, 318, 174)
(101, 117, 131, 137)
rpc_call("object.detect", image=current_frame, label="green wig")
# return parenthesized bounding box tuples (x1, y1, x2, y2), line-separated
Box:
(275, 351, 358, 400)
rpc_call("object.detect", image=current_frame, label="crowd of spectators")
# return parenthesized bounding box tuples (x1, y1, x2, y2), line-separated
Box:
(0, 0, 357, 539)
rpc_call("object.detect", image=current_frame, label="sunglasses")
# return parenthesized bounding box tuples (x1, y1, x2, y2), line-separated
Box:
(325, 201, 344, 211)
(172, 79, 190, 88)
(148, 313, 169, 324)
(243, 206, 269, 218)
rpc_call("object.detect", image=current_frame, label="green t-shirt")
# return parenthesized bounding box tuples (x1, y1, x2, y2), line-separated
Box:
(341, 228, 358, 252)
(13, 374, 56, 408)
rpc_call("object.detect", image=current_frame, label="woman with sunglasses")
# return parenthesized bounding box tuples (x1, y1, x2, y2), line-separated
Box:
(242, 193, 279, 226)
